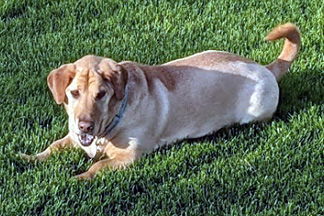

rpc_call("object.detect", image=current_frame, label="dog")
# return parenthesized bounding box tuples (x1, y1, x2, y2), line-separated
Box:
(21, 23, 300, 180)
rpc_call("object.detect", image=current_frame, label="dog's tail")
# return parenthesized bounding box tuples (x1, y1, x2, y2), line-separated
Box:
(265, 23, 301, 81)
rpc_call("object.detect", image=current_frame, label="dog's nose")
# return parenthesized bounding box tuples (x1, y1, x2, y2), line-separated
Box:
(78, 120, 94, 133)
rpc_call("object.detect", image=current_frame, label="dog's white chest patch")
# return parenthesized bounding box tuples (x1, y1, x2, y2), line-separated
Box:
(81, 143, 97, 158)
(95, 138, 107, 153)
(77, 137, 107, 158)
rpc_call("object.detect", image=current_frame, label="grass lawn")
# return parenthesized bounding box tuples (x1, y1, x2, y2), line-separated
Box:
(0, 0, 323, 215)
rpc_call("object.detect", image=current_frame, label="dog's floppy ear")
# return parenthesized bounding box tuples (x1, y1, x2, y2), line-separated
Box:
(101, 60, 128, 100)
(47, 64, 76, 104)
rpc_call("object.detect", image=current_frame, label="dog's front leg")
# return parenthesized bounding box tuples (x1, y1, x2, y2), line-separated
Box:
(20, 134, 75, 161)
(74, 148, 140, 180)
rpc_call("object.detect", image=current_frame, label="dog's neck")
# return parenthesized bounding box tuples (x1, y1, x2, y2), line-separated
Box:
(102, 85, 129, 139)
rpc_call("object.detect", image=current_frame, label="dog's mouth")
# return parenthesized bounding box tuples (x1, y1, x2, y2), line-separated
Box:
(78, 134, 95, 146)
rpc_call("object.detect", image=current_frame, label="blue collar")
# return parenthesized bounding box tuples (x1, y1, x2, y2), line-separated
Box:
(103, 86, 129, 136)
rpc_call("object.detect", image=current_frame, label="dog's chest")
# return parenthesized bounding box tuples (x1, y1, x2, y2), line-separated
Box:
(91, 137, 109, 160)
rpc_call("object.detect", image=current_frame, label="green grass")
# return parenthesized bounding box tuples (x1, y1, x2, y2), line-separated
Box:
(0, 0, 323, 215)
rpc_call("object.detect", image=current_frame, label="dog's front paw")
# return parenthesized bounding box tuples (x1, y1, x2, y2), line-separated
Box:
(19, 150, 50, 161)
(74, 172, 95, 180)
(19, 153, 37, 161)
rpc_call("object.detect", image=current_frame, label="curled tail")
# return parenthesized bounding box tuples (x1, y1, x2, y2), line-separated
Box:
(265, 23, 301, 81)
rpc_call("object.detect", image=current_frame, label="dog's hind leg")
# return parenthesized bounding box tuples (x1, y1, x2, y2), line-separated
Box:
(20, 134, 75, 161)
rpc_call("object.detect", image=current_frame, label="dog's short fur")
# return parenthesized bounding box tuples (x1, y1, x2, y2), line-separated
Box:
(21, 23, 300, 179)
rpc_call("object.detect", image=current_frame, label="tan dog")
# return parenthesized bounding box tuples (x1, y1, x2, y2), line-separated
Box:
(22, 23, 300, 180)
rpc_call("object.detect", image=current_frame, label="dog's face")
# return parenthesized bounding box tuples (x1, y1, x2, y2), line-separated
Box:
(47, 55, 128, 147)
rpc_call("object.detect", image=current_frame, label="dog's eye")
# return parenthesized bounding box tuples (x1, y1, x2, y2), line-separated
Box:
(70, 90, 80, 99)
(96, 91, 106, 100)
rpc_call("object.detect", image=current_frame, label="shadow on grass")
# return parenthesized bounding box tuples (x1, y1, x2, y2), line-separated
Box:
(0, 3, 28, 21)
(275, 69, 323, 121)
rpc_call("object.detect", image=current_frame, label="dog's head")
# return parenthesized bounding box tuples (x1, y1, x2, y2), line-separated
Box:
(47, 55, 128, 147)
